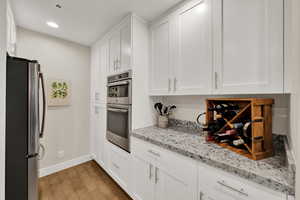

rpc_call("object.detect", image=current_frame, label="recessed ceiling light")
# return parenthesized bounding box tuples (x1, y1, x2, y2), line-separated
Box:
(46, 21, 59, 28)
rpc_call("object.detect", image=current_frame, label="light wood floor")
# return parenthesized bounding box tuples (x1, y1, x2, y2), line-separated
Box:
(39, 161, 132, 200)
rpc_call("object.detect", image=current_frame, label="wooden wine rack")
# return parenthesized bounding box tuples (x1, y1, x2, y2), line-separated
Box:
(206, 98, 274, 160)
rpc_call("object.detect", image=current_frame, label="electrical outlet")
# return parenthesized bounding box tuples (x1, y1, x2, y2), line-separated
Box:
(57, 150, 64, 158)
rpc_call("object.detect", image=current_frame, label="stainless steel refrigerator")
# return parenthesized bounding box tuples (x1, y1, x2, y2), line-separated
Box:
(5, 54, 46, 200)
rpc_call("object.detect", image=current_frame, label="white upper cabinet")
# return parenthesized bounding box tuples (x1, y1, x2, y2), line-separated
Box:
(149, 0, 284, 95)
(7, 2, 16, 56)
(150, 0, 214, 96)
(108, 31, 121, 74)
(108, 17, 132, 75)
(173, 0, 213, 95)
(150, 17, 173, 95)
(120, 22, 132, 71)
(213, 0, 284, 94)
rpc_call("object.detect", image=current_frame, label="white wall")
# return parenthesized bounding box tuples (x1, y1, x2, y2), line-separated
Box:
(0, 0, 7, 199)
(16, 27, 91, 169)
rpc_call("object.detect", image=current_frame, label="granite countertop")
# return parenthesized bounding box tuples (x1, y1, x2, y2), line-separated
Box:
(131, 125, 295, 195)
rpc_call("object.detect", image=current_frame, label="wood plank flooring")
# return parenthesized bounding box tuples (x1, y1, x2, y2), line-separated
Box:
(39, 161, 132, 200)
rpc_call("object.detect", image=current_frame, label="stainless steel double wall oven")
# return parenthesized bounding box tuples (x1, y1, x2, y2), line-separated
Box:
(107, 70, 132, 152)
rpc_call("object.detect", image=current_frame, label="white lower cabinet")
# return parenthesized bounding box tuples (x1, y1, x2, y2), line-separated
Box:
(94, 106, 106, 166)
(154, 166, 196, 200)
(90, 104, 106, 167)
(198, 163, 287, 200)
(107, 142, 131, 192)
(199, 192, 217, 200)
(132, 156, 155, 200)
(131, 137, 288, 200)
(131, 137, 198, 200)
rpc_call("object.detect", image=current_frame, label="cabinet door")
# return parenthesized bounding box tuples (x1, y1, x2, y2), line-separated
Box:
(132, 156, 155, 200)
(199, 192, 217, 200)
(150, 17, 173, 95)
(94, 106, 106, 166)
(214, 0, 284, 94)
(90, 45, 99, 103)
(198, 163, 286, 200)
(120, 21, 131, 71)
(154, 167, 197, 200)
(107, 143, 131, 191)
(98, 43, 108, 104)
(174, 0, 213, 95)
(108, 32, 121, 74)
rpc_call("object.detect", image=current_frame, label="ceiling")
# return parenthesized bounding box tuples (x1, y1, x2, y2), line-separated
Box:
(10, 0, 183, 46)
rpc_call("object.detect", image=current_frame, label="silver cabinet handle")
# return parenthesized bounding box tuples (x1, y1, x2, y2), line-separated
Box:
(155, 167, 159, 184)
(148, 150, 160, 157)
(112, 162, 120, 169)
(39, 72, 46, 138)
(107, 80, 129, 87)
(149, 164, 153, 180)
(174, 78, 177, 91)
(199, 191, 203, 200)
(38, 143, 46, 160)
(117, 58, 120, 70)
(114, 57, 118, 71)
(217, 180, 248, 197)
(107, 108, 128, 113)
(168, 78, 171, 92)
(214, 72, 218, 89)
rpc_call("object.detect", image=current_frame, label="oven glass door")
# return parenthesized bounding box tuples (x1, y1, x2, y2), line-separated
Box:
(108, 82, 129, 98)
(107, 106, 129, 139)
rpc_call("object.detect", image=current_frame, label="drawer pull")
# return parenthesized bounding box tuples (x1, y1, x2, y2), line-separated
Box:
(155, 167, 159, 184)
(199, 191, 203, 200)
(217, 180, 248, 197)
(112, 163, 120, 169)
(149, 164, 153, 180)
(148, 150, 160, 157)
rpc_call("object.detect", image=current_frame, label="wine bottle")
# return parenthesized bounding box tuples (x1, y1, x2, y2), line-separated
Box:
(229, 122, 244, 129)
(232, 138, 245, 146)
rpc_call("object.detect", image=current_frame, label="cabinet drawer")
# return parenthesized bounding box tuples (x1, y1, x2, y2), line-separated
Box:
(107, 143, 130, 190)
(198, 163, 286, 200)
(131, 137, 198, 184)
(131, 137, 165, 163)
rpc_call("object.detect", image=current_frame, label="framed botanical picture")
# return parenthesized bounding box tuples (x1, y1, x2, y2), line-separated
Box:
(47, 79, 71, 106)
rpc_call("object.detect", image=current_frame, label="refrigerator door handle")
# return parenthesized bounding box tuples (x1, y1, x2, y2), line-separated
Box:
(39, 72, 47, 138)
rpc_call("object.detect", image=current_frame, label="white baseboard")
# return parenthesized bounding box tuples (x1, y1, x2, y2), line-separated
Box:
(39, 154, 93, 177)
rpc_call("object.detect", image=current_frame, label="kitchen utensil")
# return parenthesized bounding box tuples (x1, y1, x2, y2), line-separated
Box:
(163, 105, 168, 116)
(154, 102, 163, 115)
(167, 105, 176, 115)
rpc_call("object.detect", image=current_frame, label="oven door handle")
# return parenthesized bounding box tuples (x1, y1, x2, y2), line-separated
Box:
(107, 108, 128, 113)
(107, 81, 130, 87)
